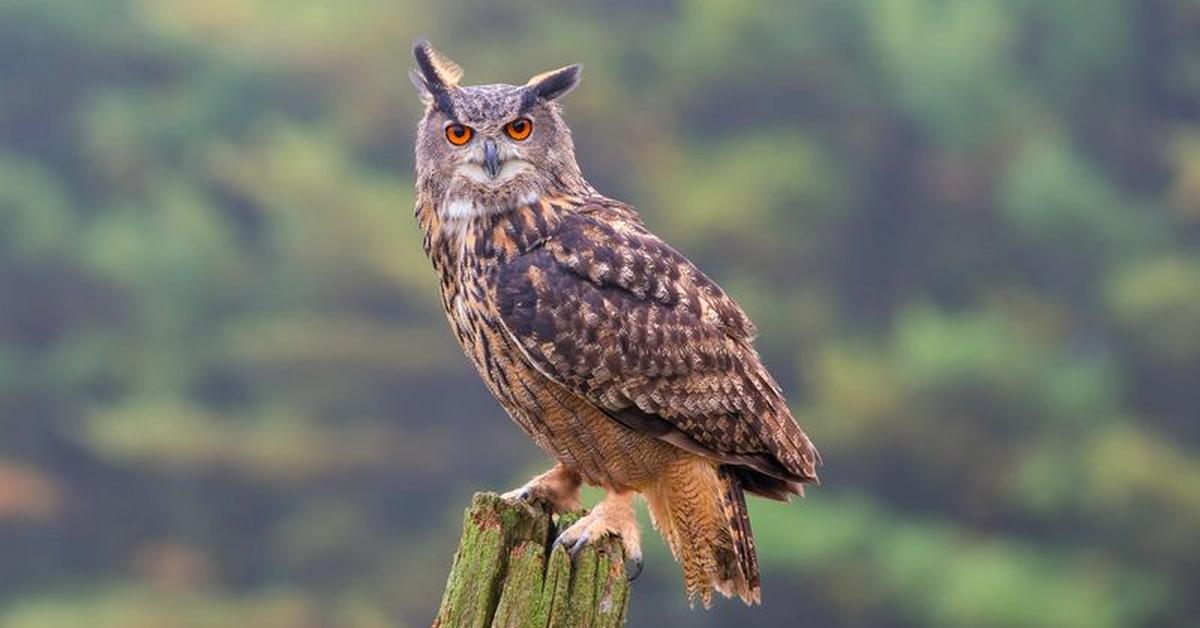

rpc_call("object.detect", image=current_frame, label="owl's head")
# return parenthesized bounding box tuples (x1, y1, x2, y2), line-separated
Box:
(410, 40, 590, 220)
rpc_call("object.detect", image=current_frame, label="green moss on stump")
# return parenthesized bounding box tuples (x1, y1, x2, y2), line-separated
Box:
(433, 493, 630, 628)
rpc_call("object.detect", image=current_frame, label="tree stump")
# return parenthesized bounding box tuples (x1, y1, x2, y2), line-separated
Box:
(432, 492, 631, 628)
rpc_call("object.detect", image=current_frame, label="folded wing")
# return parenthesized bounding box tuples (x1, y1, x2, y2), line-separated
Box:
(494, 207, 819, 496)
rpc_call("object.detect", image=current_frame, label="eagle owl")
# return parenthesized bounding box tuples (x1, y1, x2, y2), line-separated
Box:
(409, 40, 819, 606)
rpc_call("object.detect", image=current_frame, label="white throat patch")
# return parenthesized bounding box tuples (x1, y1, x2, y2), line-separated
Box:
(443, 198, 482, 220)
(441, 191, 540, 221)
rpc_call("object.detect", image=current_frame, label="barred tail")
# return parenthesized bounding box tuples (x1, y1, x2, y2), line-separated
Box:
(642, 456, 762, 607)
(719, 465, 761, 601)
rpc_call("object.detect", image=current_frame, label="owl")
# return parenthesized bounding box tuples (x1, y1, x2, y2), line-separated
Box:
(410, 40, 819, 606)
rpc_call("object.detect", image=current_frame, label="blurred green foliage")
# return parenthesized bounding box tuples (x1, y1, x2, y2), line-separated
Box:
(1, 0, 1198, 626)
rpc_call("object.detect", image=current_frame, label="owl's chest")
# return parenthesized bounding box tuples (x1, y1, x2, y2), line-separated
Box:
(432, 207, 542, 360)
(438, 259, 551, 434)
(438, 246, 537, 399)
(439, 255, 499, 362)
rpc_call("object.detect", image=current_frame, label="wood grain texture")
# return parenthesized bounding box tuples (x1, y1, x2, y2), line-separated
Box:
(433, 493, 630, 628)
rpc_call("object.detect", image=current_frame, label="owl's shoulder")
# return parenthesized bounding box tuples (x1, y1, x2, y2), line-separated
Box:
(569, 195, 644, 226)
(501, 195, 757, 341)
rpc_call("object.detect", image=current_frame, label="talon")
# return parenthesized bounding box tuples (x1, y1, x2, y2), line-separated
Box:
(549, 490, 640, 574)
(500, 487, 527, 503)
(625, 553, 644, 581)
(568, 531, 590, 559)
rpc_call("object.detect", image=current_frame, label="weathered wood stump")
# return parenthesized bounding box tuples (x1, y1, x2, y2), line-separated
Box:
(432, 492, 631, 628)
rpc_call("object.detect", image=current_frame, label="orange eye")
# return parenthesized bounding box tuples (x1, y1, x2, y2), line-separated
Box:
(504, 117, 533, 141)
(445, 123, 473, 146)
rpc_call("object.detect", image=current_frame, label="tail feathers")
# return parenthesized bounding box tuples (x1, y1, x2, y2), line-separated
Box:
(643, 457, 761, 607)
(731, 465, 808, 501)
(719, 465, 761, 601)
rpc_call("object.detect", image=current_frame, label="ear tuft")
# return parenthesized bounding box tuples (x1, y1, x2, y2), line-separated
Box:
(412, 39, 464, 114)
(525, 64, 582, 102)
(413, 39, 464, 88)
(409, 68, 433, 104)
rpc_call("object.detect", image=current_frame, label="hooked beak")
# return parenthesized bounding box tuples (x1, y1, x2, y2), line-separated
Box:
(483, 138, 500, 178)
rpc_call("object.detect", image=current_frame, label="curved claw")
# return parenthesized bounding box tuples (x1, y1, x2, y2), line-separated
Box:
(550, 529, 591, 560)
(501, 486, 536, 506)
(624, 553, 644, 581)
(568, 531, 591, 559)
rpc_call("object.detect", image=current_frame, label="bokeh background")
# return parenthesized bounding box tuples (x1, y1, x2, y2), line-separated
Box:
(2, 0, 1199, 626)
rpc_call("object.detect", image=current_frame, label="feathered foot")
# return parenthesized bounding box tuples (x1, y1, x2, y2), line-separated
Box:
(553, 489, 643, 580)
(502, 463, 582, 514)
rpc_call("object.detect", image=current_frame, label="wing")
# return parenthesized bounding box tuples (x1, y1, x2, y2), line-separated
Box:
(494, 205, 819, 492)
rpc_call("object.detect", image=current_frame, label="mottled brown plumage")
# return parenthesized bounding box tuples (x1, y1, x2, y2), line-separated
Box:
(410, 40, 819, 606)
